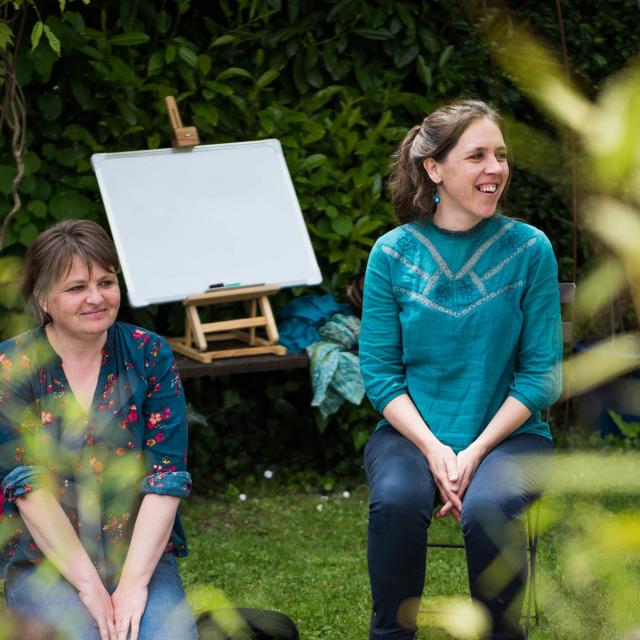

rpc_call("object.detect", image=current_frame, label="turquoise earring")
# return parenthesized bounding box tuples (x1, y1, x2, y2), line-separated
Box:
(433, 189, 440, 205)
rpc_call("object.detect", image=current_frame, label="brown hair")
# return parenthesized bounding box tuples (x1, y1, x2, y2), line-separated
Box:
(388, 98, 510, 223)
(21, 219, 120, 324)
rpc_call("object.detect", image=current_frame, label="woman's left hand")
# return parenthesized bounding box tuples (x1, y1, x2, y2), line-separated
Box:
(111, 581, 148, 640)
(455, 445, 485, 500)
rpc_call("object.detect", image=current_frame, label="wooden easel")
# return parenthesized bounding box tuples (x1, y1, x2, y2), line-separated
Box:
(164, 97, 287, 362)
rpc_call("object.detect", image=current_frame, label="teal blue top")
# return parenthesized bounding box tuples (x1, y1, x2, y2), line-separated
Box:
(359, 214, 562, 453)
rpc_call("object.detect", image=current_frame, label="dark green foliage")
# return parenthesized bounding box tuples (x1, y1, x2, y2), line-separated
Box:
(1, 0, 639, 482)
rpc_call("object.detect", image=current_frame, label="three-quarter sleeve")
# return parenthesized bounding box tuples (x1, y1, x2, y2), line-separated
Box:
(508, 232, 563, 413)
(359, 239, 408, 414)
(0, 351, 47, 503)
(139, 336, 192, 498)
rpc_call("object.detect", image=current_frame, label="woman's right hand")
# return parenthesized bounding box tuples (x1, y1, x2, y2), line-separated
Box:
(78, 581, 117, 640)
(424, 442, 462, 520)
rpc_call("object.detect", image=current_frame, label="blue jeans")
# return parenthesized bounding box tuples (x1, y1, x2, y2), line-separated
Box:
(5, 553, 198, 640)
(364, 427, 553, 640)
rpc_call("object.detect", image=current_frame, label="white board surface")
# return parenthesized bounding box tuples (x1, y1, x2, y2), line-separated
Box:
(91, 139, 322, 307)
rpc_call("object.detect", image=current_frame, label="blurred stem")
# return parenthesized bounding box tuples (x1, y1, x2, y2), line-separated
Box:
(0, 5, 28, 252)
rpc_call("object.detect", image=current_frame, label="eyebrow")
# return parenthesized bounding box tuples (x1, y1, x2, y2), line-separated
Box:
(466, 146, 508, 153)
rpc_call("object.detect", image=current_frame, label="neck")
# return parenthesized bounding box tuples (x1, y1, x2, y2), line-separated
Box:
(45, 323, 107, 363)
(432, 203, 489, 232)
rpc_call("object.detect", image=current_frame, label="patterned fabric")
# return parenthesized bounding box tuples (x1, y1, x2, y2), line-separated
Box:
(360, 214, 563, 453)
(306, 314, 366, 417)
(0, 322, 191, 581)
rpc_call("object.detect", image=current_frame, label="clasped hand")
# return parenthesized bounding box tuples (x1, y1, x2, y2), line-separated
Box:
(80, 579, 148, 640)
(426, 443, 483, 522)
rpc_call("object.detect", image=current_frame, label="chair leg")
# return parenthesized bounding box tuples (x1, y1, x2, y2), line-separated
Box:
(524, 501, 542, 638)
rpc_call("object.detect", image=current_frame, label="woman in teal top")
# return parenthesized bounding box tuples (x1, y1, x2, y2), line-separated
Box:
(0, 220, 197, 640)
(360, 100, 561, 640)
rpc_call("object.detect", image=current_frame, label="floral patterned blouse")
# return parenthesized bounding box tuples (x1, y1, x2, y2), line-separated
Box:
(0, 322, 192, 583)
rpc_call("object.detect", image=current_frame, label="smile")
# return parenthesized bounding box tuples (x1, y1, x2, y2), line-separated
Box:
(81, 309, 108, 316)
(476, 184, 498, 193)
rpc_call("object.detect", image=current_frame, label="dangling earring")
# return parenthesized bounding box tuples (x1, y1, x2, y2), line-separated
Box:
(433, 189, 440, 205)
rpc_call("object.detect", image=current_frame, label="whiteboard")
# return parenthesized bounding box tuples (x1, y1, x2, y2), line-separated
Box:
(91, 140, 322, 307)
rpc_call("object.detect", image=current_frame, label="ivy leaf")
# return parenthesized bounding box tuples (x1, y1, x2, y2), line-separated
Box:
(43, 25, 61, 56)
(27, 200, 48, 219)
(31, 21, 44, 52)
(19, 224, 40, 247)
(111, 32, 150, 46)
(256, 69, 279, 88)
(0, 22, 14, 51)
(37, 93, 62, 121)
(49, 192, 93, 219)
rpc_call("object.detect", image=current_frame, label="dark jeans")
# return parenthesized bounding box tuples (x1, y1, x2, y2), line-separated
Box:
(5, 553, 198, 640)
(364, 426, 553, 640)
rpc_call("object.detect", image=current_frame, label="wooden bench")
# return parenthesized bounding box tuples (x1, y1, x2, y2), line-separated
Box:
(174, 352, 309, 379)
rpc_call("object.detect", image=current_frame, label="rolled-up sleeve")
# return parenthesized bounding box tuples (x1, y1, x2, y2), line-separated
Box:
(0, 355, 44, 503)
(359, 240, 408, 414)
(509, 233, 563, 413)
(139, 336, 191, 498)
(2, 465, 47, 502)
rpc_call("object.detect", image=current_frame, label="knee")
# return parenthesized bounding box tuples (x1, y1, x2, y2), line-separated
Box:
(461, 494, 524, 540)
(370, 476, 432, 523)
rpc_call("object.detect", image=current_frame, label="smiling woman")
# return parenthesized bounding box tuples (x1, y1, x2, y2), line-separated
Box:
(360, 99, 561, 640)
(0, 220, 197, 640)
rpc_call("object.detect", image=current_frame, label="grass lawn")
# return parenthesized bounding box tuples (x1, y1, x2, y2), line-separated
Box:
(181, 484, 640, 640)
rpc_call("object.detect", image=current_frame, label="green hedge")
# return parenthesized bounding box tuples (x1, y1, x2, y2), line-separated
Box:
(1, 0, 639, 482)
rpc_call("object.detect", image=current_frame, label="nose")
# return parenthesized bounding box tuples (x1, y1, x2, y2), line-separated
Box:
(86, 284, 104, 305)
(485, 155, 503, 174)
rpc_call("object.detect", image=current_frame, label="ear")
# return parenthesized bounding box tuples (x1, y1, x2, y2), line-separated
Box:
(422, 158, 441, 184)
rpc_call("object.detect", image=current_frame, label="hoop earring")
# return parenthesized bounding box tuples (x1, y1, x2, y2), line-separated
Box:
(433, 189, 440, 205)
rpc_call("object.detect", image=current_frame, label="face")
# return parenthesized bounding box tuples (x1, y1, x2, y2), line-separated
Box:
(424, 117, 509, 227)
(41, 256, 120, 339)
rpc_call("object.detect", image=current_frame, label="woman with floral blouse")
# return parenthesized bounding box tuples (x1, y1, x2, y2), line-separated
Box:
(0, 220, 197, 640)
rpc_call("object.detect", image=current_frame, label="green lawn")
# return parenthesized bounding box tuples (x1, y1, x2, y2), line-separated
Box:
(180, 485, 640, 640)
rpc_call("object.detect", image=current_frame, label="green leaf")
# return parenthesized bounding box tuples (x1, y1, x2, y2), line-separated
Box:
(212, 34, 234, 46)
(216, 67, 252, 81)
(416, 54, 432, 88)
(58, 0, 66, 11)
(331, 214, 353, 236)
(43, 25, 61, 56)
(353, 28, 393, 41)
(49, 192, 93, 219)
(301, 154, 327, 170)
(19, 223, 39, 247)
(198, 54, 212, 76)
(38, 92, 63, 121)
(31, 21, 44, 52)
(111, 32, 150, 46)
(165, 45, 176, 64)
(23, 152, 42, 177)
(256, 69, 280, 88)
(27, 200, 47, 218)
(609, 411, 640, 439)
(438, 45, 454, 68)
(0, 22, 14, 50)
(178, 47, 198, 67)
(148, 50, 164, 76)
(0, 165, 16, 195)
